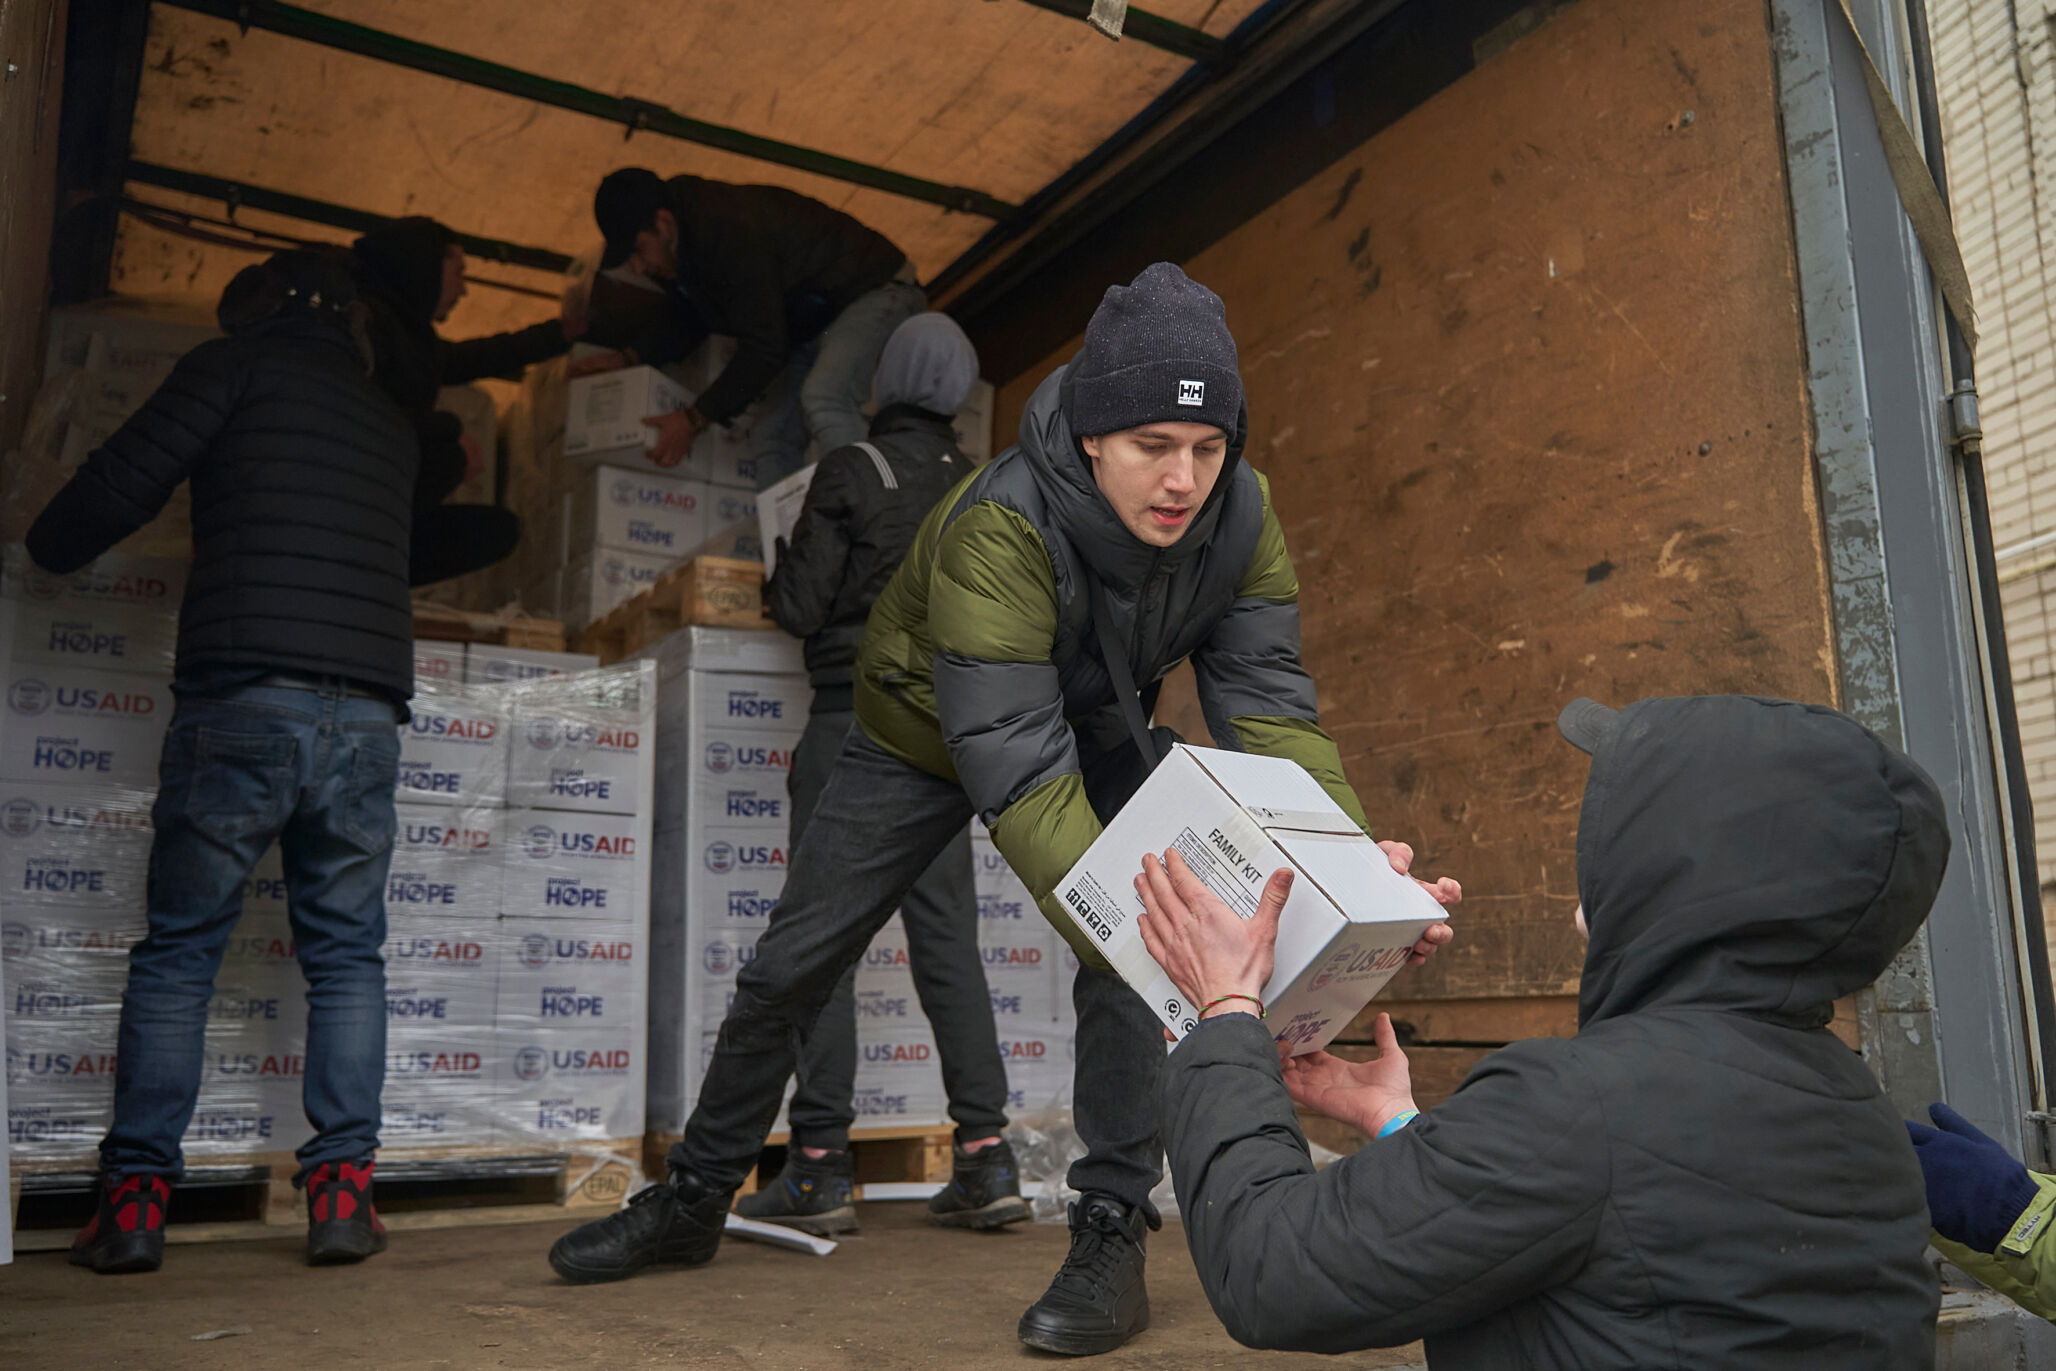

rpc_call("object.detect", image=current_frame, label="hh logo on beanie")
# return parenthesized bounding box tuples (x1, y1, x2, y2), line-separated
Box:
(1177, 380, 1205, 407)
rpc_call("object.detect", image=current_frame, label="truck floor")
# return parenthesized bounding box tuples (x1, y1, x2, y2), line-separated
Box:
(0, 1201, 1427, 1369)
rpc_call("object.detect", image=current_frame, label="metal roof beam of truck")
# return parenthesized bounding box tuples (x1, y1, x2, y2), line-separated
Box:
(1012, 0, 1229, 62)
(151, 0, 1018, 221)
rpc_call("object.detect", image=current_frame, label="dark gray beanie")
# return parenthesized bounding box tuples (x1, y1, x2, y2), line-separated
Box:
(1068, 262, 1243, 437)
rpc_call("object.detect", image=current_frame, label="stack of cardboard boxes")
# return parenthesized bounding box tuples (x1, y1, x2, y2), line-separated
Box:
(0, 544, 658, 1166)
(498, 343, 764, 633)
(638, 627, 1074, 1144)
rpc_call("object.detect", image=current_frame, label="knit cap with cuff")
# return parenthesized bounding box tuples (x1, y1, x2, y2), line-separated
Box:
(1067, 262, 1243, 438)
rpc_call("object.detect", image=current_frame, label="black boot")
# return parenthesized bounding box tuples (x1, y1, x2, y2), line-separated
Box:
(927, 1138, 1031, 1230)
(1017, 1194, 1150, 1355)
(733, 1147, 857, 1236)
(547, 1168, 727, 1284)
(69, 1173, 170, 1275)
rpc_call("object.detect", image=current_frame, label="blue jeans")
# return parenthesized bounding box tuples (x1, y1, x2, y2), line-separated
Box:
(102, 680, 400, 1183)
(748, 279, 927, 487)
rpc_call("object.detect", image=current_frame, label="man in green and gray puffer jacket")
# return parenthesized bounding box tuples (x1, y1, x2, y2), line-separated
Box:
(548, 262, 1458, 1355)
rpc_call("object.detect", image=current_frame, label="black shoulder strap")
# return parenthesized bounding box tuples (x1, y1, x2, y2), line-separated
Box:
(1081, 563, 1161, 773)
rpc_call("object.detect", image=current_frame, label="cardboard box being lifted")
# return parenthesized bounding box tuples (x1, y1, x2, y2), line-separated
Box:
(1055, 745, 1446, 1052)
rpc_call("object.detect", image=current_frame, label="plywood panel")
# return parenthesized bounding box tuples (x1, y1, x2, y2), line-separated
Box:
(996, 0, 1833, 1003)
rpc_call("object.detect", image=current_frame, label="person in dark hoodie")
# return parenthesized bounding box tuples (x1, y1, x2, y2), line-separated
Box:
(740, 313, 1025, 1237)
(28, 250, 418, 1275)
(351, 216, 576, 585)
(1138, 694, 1946, 1369)
(546, 262, 1458, 1357)
(584, 167, 924, 486)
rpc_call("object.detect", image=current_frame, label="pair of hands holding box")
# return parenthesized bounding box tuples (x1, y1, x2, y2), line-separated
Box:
(1134, 843, 1461, 1142)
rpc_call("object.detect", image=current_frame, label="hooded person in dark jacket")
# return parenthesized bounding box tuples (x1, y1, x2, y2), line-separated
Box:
(1140, 694, 1946, 1369)
(32, 250, 417, 1275)
(738, 312, 1027, 1237)
(351, 216, 570, 586)
(584, 168, 924, 486)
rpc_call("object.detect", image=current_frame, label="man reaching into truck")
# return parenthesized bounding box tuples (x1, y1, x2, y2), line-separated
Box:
(546, 262, 1458, 1356)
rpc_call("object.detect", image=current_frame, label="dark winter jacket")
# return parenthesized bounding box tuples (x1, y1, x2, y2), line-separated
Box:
(26, 314, 420, 699)
(764, 405, 965, 694)
(1162, 695, 1947, 1369)
(606, 175, 906, 425)
(352, 217, 568, 507)
(854, 363, 1366, 959)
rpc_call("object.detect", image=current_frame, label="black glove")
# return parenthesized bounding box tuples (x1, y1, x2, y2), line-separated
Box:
(1906, 1102, 2042, 1253)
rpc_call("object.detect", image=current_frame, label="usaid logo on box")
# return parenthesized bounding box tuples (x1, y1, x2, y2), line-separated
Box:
(6, 1038, 120, 1089)
(502, 1034, 638, 1135)
(6, 549, 185, 611)
(384, 930, 490, 969)
(0, 669, 171, 787)
(3, 913, 144, 960)
(514, 931, 637, 971)
(204, 1049, 305, 1086)
(701, 839, 785, 874)
(385, 1044, 488, 1083)
(700, 737, 794, 779)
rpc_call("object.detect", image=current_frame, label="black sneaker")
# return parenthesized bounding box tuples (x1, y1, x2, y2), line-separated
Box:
(305, 1159, 387, 1265)
(69, 1173, 170, 1274)
(1017, 1194, 1150, 1356)
(733, 1148, 857, 1236)
(548, 1169, 727, 1284)
(927, 1139, 1031, 1230)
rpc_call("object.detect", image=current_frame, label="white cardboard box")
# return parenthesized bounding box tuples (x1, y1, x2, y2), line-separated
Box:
(568, 466, 710, 560)
(506, 678, 648, 816)
(388, 805, 506, 920)
(0, 597, 177, 678)
(0, 781, 155, 913)
(0, 667, 172, 788)
(498, 1029, 640, 1139)
(2, 546, 187, 617)
(396, 692, 507, 808)
(564, 550, 676, 631)
(1054, 745, 1445, 1051)
(502, 808, 642, 920)
(565, 366, 693, 463)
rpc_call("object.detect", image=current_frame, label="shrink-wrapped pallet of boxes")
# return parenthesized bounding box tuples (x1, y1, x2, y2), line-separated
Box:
(1, 555, 658, 1242)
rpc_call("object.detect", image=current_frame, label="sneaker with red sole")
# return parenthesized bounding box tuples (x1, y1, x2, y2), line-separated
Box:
(69, 1173, 170, 1274)
(305, 1159, 387, 1265)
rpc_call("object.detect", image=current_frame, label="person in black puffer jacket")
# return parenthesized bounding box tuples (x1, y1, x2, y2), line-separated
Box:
(1143, 694, 1945, 1369)
(352, 216, 572, 586)
(739, 314, 1026, 1238)
(31, 250, 418, 1275)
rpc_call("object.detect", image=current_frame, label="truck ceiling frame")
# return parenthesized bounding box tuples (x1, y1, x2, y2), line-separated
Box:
(151, 0, 1018, 220)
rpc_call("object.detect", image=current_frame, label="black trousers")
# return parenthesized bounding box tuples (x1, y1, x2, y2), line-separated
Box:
(670, 726, 1169, 1216)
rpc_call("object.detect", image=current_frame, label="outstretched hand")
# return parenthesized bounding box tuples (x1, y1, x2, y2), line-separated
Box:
(1280, 1012, 1418, 1140)
(1136, 848, 1284, 1021)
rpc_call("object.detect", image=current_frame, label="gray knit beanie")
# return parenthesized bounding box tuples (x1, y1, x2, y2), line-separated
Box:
(1067, 262, 1242, 437)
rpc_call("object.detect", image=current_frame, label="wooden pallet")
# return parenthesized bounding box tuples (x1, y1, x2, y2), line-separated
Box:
(7, 1139, 640, 1250)
(641, 1125, 953, 1199)
(412, 602, 567, 651)
(577, 556, 773, 664)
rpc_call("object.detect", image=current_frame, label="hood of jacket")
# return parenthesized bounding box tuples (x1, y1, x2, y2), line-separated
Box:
(352, 217, 453, 327)
(1574, 696, 1948, 1030)
(1011, 359, 1247, 593)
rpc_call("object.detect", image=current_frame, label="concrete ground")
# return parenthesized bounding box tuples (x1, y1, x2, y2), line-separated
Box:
(0, 1201, 1427, 1369)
